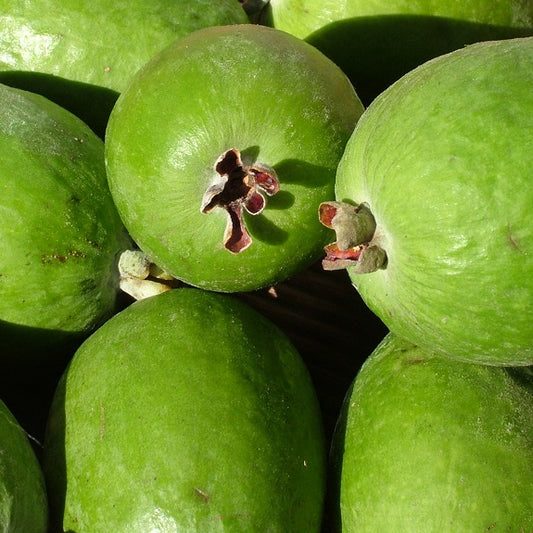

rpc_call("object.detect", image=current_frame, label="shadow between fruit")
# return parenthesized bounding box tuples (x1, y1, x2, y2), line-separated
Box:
(0, 71, 119, 138)
(297, 14, 533, 106)
(0, 320, 82, 447)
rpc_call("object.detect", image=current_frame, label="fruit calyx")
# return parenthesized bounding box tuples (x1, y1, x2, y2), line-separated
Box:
(201, 148, 279, 254)
(319, 201, 387, 273)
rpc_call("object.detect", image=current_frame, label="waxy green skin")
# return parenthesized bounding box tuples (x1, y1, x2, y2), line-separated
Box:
(0, 399, 48, 532)
(105, 24, 363, 293)
(334, 38, 533, 365)
(331, 333, 533, 531)
(43, 288, 326, 532)
(263, 0, 533, 105)
(0, 0, 249, 135)
(0, 84, 131, 355)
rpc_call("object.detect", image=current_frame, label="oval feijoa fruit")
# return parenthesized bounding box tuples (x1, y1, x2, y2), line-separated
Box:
(105, 23, 363, 293)
(0, 398, 48, 532)
(43, 288, 326, 532)
(322, 37, 533, 365)
(0, 0, 249, 136)
(0, 83, 131, 357)
(330, 333, 533, 532)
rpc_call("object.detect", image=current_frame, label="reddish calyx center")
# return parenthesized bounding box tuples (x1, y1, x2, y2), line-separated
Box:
(201, 148, 279, 254)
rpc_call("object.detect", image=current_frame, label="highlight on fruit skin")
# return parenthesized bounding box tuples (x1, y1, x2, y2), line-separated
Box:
(325, 36, 533, 366)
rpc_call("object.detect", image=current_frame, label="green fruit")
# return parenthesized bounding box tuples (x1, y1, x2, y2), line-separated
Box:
(105, 24, 363, 293)
(0, 398, 48, 532)
(321, 38, 533, 365)
(43, 288, 326, 532)
(330, 333, 533, 531)
(263, 0, 533, 104)
(0, 83, 131, 356)
(0, 0, 249, 135)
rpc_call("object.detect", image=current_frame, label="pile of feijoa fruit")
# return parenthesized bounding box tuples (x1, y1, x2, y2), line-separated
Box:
(0, 1, 532, 531)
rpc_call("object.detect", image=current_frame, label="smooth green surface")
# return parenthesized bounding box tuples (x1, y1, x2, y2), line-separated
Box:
(105, 24, 363, 292)
(332, 333, 533, 532)
(335, 38, 533, 365)
(263, 0, 533, 104)
(0, 83, 131, 351)
(43, 288, 326, 532)
(0, 399, 48, 532)
(0, 0, 249, 135)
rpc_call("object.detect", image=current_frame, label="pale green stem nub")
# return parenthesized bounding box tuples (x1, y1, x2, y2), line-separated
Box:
(118, 249, 181, 300)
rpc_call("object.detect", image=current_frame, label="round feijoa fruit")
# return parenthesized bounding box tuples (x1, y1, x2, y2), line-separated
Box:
(0, 83, 131, 357)
(0, 398, 48, 532)
(0, 0, 249, 136)
(105, 23, 363, 293)
(43, 288, 326, 532)
(320, 37, 533, 365)
(330, 333, 533, 531)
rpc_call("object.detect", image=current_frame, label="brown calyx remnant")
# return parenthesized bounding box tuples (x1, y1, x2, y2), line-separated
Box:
(201, 148, 280, 254)
(318, 201, 387, 273)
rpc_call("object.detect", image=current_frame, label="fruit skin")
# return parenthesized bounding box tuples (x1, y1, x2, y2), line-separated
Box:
(333, 38, 533, 365)
(105, 24, 363, 293)
(0, 399, 48, 532)
(43, 288, 326, 532)
(263, 0, 533, 105)
(330, 333, 533, 532)
(0, 0, 249, 136)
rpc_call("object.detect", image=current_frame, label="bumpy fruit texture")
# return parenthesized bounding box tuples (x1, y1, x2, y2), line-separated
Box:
(105, 24, 363, 292)
(333, 38, 533, 365)
(0, 399, 48, 531)
(0, 0, 249, 135)
(331, 333, 533, 532)
(0, 83, 131, 355)
(264, 0, 533, 104)
(43, 288, 326, 532)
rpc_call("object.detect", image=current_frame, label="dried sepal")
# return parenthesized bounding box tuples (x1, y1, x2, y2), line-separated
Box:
(201, 148, 280, 254)
(319, 200, 387, 274)
(224, 204, 253, 253)
(318, 201, 376, 250)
